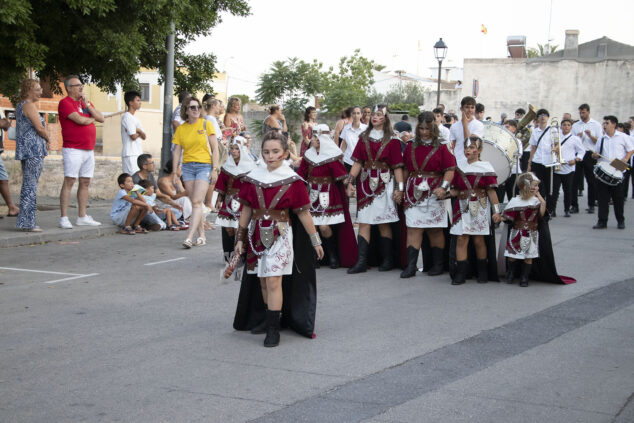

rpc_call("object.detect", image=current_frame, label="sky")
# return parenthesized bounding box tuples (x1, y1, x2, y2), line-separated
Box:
(186, 0, 634, 98)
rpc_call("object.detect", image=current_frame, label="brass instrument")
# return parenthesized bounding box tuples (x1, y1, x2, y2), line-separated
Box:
(516, 104, 537, 150)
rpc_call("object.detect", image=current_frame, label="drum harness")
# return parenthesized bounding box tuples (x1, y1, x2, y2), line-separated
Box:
(360, 138, 392, 198)
(405, 143, 441, 211)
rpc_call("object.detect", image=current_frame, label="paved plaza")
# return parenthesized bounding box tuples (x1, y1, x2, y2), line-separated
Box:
(1, 197, 633, 422)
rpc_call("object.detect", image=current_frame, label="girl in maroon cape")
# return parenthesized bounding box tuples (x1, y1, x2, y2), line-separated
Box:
(235, 131, 324, 347)
(401, 112, 456, 278)
(449, 135, 503, 285)
(296, 124, 358, 268)
(345, 105, 405, 274)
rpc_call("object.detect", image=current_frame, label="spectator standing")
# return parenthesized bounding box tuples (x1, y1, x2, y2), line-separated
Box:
(223, 97, 247, 140)
(172, 97, 220, 248)
(340, 106, 367, 172)
(0, 112, 20, 217)
(361, 107, 372, 125)
(58, 75, 104, 229)
(15, 79, 50, 231)
(300, 106, 317, 156)
(171, 91, 190, 139)
(333, 107, 352, 147)
(121, 90, 146, 174)
(394, 114, 412, 133)
(475, 103, 485, 122)
(432, 108, 451, 146)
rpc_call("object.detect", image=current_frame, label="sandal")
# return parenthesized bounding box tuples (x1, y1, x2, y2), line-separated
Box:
(21, 226, 43, 232)
(182, 238, 193, 249)
(169, 224, 180, 231)
(134, 225, 149, 234)
(195, 237, 207, 246)
(121, 226, 136, 235)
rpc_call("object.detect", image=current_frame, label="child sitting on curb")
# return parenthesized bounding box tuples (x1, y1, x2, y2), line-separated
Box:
(138, 180, 179, 231)
(110, 173, 153, 235)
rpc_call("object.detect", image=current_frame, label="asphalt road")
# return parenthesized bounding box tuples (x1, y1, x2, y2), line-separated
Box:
(1, 202, 633, 422)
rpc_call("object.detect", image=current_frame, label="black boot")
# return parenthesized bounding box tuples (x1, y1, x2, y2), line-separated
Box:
(378, 237, 394, 271)
(347, 236, 369, 274)
(505, 260, 517, 284)
(476, 259, 488, 283)
(520, 262, 531, 287)
(452, 260, 468, 285)
(400, 246, 419, 278)
(250, 308, 268, 334)
(428, 247, 444, 276)
(323, 235, 340, 269)
(263, 310, 281, 347)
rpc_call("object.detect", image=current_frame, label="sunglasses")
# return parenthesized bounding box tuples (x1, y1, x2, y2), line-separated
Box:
(189, 105, 201, 111)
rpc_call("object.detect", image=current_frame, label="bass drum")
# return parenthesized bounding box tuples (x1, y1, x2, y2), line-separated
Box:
(481, 122, 520, 184)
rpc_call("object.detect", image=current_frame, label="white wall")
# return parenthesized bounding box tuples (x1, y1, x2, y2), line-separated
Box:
(462, 58, 634, 121)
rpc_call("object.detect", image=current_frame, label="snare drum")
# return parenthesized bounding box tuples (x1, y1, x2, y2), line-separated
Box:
(593, 162, 623, 186)
(481, 122, 520, 184)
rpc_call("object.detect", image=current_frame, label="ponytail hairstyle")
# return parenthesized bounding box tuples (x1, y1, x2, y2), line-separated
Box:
(362, 104, 394, 144)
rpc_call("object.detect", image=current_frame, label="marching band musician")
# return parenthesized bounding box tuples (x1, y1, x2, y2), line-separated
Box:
(591, 116, 634, 230)
(571, 104, 603, 214)
(345, 105, 405, 274)
(449, 135, 502, 285)
(296, 124, 357, 269)
(552, 119, 585, 217)
(214, 135, 257, 261)
(526, 109, 556, 215)
(400, 112, 456, 278)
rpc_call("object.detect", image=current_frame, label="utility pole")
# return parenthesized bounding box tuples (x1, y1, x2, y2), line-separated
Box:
(161, 21, 175, 173)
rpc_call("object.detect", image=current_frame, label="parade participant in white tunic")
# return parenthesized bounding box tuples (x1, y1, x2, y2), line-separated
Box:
(345, 106, 405, 274)
(400, 112, 456, 278)
(235, 131, 324, 347)
(296, 124, 353, 269)
(502, 172, 546, 287)
(214, 136, 256, 260)
(449, 135, 502, 285)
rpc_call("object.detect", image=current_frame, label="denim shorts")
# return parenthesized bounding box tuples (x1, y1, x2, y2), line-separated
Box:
(181, 162, 212, 182)
(0, 154, 7, 181)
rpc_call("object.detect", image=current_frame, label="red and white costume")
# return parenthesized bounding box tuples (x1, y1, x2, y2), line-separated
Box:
(238, 164, 311, 277)
(403, 139, 456, 228)
(215, 137, 256, 228)
(450, 161, 498, 236)
(297, 127, 348, 226)
(351, 129, 404, 224)
(502, 196, 540, 259)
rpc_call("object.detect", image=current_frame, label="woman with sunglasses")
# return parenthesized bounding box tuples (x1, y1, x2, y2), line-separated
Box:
(400, 112, 456, 278)
(172, 97, 220, 248)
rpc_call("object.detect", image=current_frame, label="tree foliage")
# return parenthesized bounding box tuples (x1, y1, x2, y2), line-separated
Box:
(321, 49, 385, 113)
(527, 43, 559, 58)
(0, 0, 250, 104)
(382, 82, 428, 106)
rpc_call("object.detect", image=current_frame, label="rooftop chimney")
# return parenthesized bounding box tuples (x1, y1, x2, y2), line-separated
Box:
(563, 30, 579, 58)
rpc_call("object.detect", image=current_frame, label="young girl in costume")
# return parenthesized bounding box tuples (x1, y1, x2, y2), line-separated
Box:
(450, 135, 502, 285)
(401, 112, 456, 278)
(502, 172, 546, 287)
(296, 124, 356, 269)
(214, 135, 257, 262)
(234, 131, 324, 347)
(345, 105, 405, 274)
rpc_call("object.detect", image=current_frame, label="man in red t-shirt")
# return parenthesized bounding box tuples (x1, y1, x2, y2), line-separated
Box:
(58, 75, 104, 229)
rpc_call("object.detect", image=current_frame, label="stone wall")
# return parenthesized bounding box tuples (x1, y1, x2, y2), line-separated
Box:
(3, 152, 133, 200)
(462, 58, 634, 121)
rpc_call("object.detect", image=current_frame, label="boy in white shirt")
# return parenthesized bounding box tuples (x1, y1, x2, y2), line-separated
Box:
(450, 96, 484, 164)
(121, 91, 146, 174)
(552, 119, 585, 217)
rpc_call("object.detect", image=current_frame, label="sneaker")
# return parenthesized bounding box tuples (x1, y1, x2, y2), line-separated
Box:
(59, 216, 73, 229)
(76, 215, 102, 226)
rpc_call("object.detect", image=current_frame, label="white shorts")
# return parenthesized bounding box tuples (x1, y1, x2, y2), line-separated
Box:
(122, 155, 140, 175)
(63, 148, 95, 178)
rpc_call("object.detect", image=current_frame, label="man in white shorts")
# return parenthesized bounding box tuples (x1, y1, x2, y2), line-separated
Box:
(58, 75, 104, 228)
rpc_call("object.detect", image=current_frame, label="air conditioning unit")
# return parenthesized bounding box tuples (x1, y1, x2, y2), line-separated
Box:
(507, 36, 527, 58)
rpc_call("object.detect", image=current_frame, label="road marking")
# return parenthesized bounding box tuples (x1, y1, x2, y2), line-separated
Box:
(0, 266, 80, 276)
(44, 273, 100, 284)
(144, 257, 186, 266)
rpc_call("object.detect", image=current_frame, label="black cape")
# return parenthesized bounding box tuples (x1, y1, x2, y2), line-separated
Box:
(232, 212, 317, 338)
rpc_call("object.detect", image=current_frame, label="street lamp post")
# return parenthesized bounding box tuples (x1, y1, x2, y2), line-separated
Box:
(433, 38, 448, 107)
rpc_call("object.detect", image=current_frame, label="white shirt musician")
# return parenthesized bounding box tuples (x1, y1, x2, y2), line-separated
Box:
(556, 124, 585, 176)
(572, 115, 603, 152)
(449, 100, 484, 164)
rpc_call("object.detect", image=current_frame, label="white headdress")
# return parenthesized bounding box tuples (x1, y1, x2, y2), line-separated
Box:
(221, 135, 256, 176)
(303, 124, 343, 164)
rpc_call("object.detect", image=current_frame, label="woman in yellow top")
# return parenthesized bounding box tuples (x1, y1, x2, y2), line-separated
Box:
(172, 97, 220, 248)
